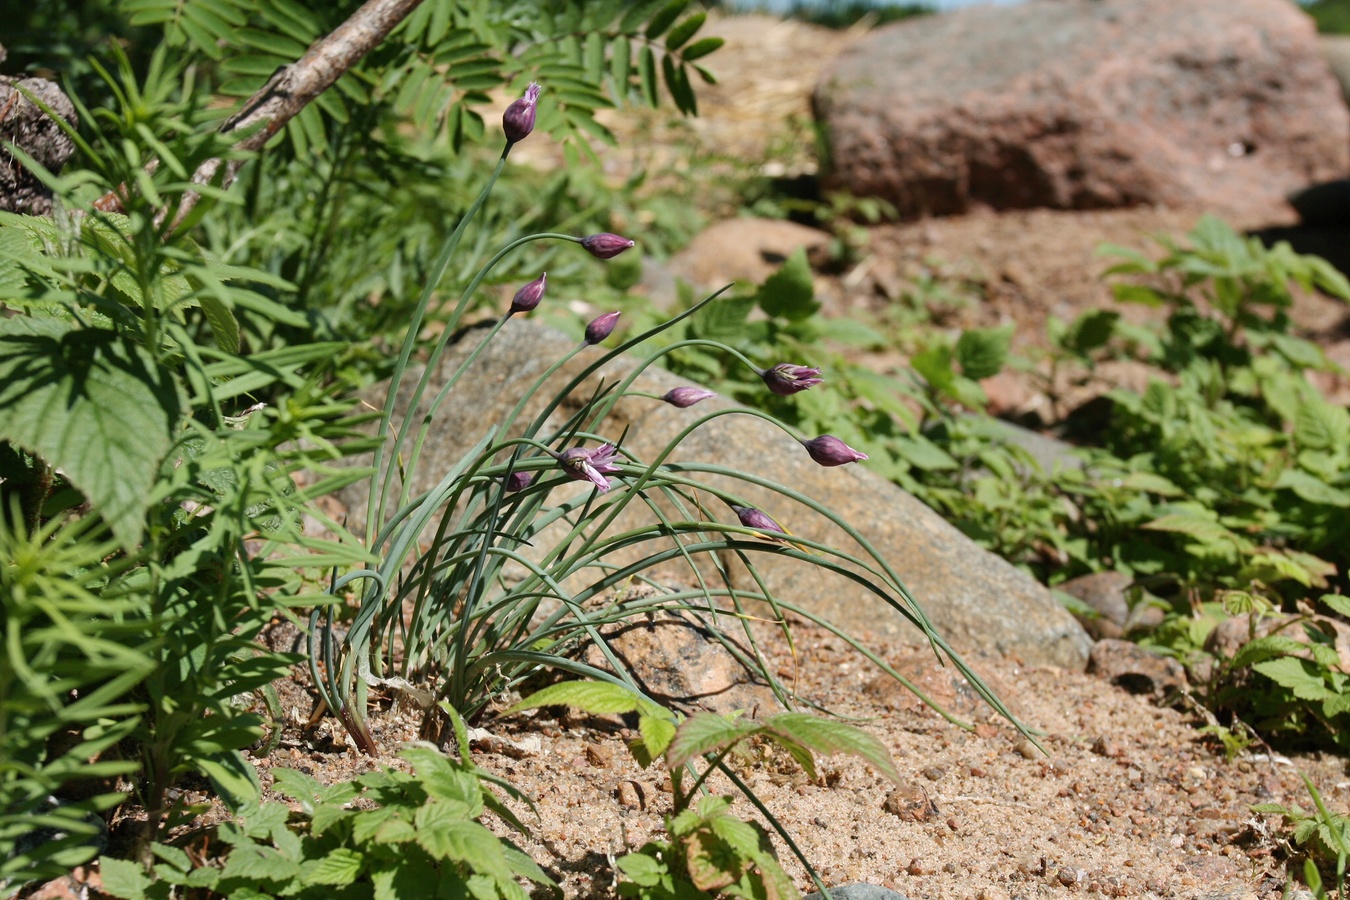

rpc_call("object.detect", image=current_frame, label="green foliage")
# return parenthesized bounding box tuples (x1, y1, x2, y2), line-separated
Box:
(651, 211, 1350, 751)
(1253, 773, 1350, 896)
(735, 0, 933, 30)
(98, 735, 556, 899)
(0, 26, 374, 874)
(513, 680, 906, 898)
(1303, 0, 1350, 35)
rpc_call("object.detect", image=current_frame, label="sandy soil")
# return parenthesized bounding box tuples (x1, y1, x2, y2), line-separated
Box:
(223, 615, 1343, 900)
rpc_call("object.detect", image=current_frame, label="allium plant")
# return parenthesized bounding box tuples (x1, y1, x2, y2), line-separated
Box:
(313, 82, 1025, 784)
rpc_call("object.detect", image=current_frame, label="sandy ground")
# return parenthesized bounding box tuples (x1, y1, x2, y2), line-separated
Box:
(222, 615, 1343, 900)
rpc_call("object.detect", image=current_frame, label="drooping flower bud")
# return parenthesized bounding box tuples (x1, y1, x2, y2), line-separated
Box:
(503, 471, 533, 492)
(509, 273, 546, 315)
(580, 233, 636, 260)
(731, 505, 787, 536)
(553, 443, 622, 492)
(584, 311, 621, 345)
(757, 363, 823, 396)
(801, 435, 868, 467)
(661, 386, 716, 408)
(503, 82, 541, 145)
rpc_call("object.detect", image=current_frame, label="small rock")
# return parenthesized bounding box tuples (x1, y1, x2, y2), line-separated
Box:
(584, 743, 613, 767)
(1091, 735, 1125, 758)
(616, 780, 653, 810)
(1086, 639, 1187, 696)
(884, 784, 940, 822)
(804, 885, 913, 900)
(1057, 867, 1085, 887)
(921, 765, 946, 781)
(1014, 738, 1040, 760)
(1057, 571, 1132, 640)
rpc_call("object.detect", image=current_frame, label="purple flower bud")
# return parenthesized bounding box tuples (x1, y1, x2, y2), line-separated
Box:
(801, 435, 869, 467)
(503, 82, 541, 144)
(503, 471, 533, 492)
(661, 386, 716, 408)
(554, 443, 621, 492)
(584, 311, 621, 345)
(510, 273, 546, 315)
(731, 505, 787, 537)
(580, 233, 636, 260)
(758, 363, 824, 396)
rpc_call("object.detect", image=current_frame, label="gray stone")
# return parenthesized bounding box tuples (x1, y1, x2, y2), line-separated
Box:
(340, 319, 1091, 670)
(813, 0, 1347, 222)
(804, 886, 911, 900)
(0, 68, 78, 216)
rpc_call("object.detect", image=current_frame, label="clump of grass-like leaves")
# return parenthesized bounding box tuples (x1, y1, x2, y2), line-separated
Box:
(313, 83, 1027, 766)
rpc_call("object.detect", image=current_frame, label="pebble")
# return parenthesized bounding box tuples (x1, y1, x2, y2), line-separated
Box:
(1014, 738, 1040, 759)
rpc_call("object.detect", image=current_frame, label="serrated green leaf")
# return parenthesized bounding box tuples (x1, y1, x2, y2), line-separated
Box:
(1142, 512, 1240, 546)
(270, 767, 322, 806)
(638, 712, 678, 763)
(665, 712, 758, 770)
(1119, 472, 1182, 496)
(301, 848, 364, 886)
(893, 434, 958, 471)
(416, 818, 507, 873)
(0, 318, 184, 549)
(1253, 657, 1336, 701)
(221, 846, 301, 885)
(150, 842, 192, 874)
(1294, 398, 1350, 452)
(1322, 594, 1350, 619)
(761, 712, 901, 783)
(98, 857, 151, 899)
(510, 680, 644, 716)
(757, 248, 819, 322)
(1274, 469, 1350, 508)
(955, 325, 1013, 380)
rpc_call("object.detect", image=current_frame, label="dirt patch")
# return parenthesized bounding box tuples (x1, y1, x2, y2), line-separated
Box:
(200, 617, 1342, 900)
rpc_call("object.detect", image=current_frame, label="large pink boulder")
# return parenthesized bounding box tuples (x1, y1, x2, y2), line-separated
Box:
(813, 0, 1349, 222)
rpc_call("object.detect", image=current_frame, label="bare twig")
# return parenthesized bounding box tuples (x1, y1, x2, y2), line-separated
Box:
(93, 0, 425, 226)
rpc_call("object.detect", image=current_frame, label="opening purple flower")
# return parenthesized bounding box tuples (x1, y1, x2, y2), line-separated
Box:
(757, 363, 823, 396)
(584, 311, 621, 345)
(509, 273, 546, 315)
(503, 82, 541, 145)
(730, 505, 787, 537)
(503, 471, 533, 492)
(580, 233, 636, 260)
(553, 443, 621, 492)
(801, 435, 868, 467)
(661, 386, 716, 408)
